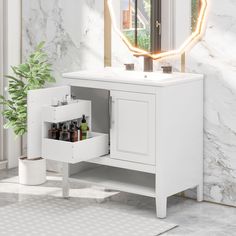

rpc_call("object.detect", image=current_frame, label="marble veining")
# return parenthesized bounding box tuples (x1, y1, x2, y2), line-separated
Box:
(185, 0, 236, 206)
(22, 0, 236, 207)
(22, 0, 104, 81)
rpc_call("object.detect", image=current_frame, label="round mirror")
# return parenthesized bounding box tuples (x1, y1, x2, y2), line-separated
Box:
(107, 0, 208, 60)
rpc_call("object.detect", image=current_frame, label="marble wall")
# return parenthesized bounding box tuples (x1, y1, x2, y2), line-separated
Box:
(186, 0, 236, 206)
(22, 0, 104, 81)
(22, 0, 236, 207)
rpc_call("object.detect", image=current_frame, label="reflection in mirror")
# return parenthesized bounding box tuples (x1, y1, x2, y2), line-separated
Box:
(112, 0, 202, 54)
(121, 0, 152, 51)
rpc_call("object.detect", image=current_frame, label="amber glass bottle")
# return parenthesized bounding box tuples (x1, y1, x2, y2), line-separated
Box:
(48, 123, 58, 140)
(70, 123, 78, 142)
(59, 124, 70, 142)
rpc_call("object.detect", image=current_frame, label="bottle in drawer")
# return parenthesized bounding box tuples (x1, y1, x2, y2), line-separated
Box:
(79, 115, 89, 140)
(58, 123, 64, 136)
(59, 124, 71, 142)
(69, 122, 78, 142)
(48, 123, 59, 140)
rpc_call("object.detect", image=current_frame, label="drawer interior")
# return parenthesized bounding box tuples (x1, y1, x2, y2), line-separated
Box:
(71, 87, 110, 134)
(42, 132, 109, 164)
(41, 89, 110, 164)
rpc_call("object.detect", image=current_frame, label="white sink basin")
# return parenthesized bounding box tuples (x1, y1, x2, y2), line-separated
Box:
(63, 68, 203, 87)
(104, 69, 177, 81)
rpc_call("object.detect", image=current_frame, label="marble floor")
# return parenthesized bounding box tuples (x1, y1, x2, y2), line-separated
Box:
(0, 169, 236, 236)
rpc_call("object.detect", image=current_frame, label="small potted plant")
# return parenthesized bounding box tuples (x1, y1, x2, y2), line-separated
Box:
(0, 42, 55, 185)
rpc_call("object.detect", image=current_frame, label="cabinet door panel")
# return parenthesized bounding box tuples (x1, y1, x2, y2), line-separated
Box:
(110, 91, 155, 165)
(28, 86, 71, 159)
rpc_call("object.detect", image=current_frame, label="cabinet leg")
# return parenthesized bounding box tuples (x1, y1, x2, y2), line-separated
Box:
(197, 183, 203, 202)
(62, 163, 70, 199)
(156, 196, 167, 219)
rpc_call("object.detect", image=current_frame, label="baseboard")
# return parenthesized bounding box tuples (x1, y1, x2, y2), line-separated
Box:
(0, 160, 8, 170)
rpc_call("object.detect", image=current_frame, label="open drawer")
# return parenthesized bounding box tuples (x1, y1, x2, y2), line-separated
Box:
(42, 132, 109, 164)
(42, 100, 91, 123)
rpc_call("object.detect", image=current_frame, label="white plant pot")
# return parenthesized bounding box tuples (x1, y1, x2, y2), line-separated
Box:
(19, 157, 46, 185)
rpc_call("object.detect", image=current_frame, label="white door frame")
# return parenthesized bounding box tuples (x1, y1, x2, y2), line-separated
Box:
(161, 0, 191, 51)
(1, 0, 22, 168)
(0, 0, 4, 164)
(161, 0, 174, 51)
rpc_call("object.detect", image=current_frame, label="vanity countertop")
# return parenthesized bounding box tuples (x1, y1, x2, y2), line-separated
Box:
(63, 69, 203, 87)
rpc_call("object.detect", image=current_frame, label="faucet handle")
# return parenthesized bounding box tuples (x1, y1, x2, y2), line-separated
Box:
(124, 63, 134, 71)
(161, 65, 172, 74)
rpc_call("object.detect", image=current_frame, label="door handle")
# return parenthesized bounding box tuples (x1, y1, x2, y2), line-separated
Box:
(109, 96, 113, 128)
(155, 20, 161, 29)
(155, 20, 161, 35)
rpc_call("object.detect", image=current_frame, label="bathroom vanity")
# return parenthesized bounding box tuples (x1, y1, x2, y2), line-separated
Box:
(33, 69, 203, 218)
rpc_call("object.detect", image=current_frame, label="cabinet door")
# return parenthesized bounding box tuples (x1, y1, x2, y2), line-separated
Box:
(28, 86, 71, 159)
(110, 91, 155, 165)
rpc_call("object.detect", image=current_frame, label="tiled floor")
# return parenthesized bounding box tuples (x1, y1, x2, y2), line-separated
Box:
(0, 168, 236, 235)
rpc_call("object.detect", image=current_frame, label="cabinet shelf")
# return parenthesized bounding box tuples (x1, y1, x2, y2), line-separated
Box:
(70, 166, 156, 197)
(87, 155, 156, 174)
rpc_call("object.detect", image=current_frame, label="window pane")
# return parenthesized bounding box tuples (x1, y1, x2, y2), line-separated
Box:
(121, 0, 151, 52)
(121, 0, 136, 47)
(137, 0, 151, 51)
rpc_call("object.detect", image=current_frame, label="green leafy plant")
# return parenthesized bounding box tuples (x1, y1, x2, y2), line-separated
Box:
(0, 41, 55, 136)
(191, 0, 200, 32)
(124, 29, 151, 51)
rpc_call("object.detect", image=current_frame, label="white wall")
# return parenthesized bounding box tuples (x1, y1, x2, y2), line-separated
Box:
(161, 0, 173, 51)
(161, 0, 191, 51)
(3, 0, 22, 168)
(173, 0, 191, 49)
(0, 0, 4, 162)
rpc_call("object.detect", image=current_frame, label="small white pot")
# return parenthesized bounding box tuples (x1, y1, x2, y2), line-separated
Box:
(19, 157, 46, 185)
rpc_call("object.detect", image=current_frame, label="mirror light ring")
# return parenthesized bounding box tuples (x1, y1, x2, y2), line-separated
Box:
(107, 0, 208, 60)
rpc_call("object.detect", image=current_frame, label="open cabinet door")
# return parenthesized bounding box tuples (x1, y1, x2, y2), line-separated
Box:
(27, 86, 71, 159)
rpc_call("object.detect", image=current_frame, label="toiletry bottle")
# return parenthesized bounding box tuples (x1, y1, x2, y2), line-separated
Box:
(59, 124, 71, 142)
(48, 123, 58, 140)
(51, 98, 59, 107)
(72, 120, 79, 133)
(61, 95, 69, 106)
(70, 123, 78, 142)
(70, 95, 78, 103)
(74, 120, 81, 139)
(57, 123, 64, 140)
(55, 123, 62, 140)
(73, 120, 79, 130)
(79, 115, 89, 140)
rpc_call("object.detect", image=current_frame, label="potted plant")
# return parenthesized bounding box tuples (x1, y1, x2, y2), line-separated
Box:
(0, 42, 55, 185)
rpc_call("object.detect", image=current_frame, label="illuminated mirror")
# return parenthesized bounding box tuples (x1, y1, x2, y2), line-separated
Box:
(107, 0, 208, 60)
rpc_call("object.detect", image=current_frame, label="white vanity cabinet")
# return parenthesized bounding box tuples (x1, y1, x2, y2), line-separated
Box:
(110, 91, 156, 165)
(33, 70, 203, 218)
